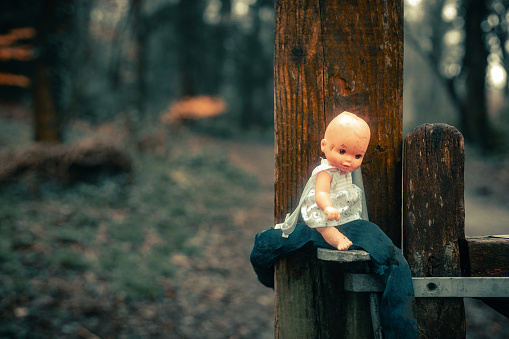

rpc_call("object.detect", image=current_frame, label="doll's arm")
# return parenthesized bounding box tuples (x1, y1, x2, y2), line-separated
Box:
(315, 171, 352, 250)
(315, 171, 340, 221)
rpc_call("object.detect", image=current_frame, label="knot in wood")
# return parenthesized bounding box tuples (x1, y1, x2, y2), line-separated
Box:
(374, 145, 386, 153)
(291, 47, 304, 57)
(428, 255, 441, 268)
(328, 75, 355, 96)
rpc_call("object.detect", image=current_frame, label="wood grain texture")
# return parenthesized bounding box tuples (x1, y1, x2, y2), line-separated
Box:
(274, 0, 326, 228)
(275, 250, 372, 339)
(403, 124, 466, 338)
(459, 236, 509, 318)
(274, 0, 403, 337)
(459, 237, 509, 277)
(274, 0, 403, 242)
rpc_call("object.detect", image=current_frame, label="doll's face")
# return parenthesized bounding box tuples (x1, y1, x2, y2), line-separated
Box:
(321, 118, 370, 172)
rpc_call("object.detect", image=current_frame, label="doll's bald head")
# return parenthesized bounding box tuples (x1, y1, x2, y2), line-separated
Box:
(324, 112, 371, 143)
(320, 112, 371, 172)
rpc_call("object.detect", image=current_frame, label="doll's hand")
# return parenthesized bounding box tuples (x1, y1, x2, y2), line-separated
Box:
(324, 207, 340, 221)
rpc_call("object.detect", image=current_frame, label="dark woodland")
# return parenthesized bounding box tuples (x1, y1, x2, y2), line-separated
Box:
(0, 0, 508, 338)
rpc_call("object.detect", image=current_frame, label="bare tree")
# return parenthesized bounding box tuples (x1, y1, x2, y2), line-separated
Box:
(176, 0, 206, 97)
(462, 0, 491, 148)
(406, 0, 497, 149)
(131, 0, 146, 116)
(32, 0, 76, 142)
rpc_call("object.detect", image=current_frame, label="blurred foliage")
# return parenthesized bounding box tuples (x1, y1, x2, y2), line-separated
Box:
(404, 0, 509, 151)
(0, 123, 259, 336)
(0, 133, 258, 297)
(4, 0, 509, 148)
(0, 0, 275, 134)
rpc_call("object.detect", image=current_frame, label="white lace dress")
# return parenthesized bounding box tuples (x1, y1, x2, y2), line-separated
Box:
(275, 158, 363, 237)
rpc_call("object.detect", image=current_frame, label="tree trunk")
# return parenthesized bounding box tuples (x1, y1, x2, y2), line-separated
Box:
(208, 0, 231, 96)
(176, 0, 205, 97)
(32, 0, 75, 143)
(239, 2, 265, 129)
(33, 61, 60, 142)
(131, 0, 146, 117)
(462, 0, 491, 148)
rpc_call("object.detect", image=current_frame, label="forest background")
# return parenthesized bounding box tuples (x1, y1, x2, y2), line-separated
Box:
(0, 0, 508, 338)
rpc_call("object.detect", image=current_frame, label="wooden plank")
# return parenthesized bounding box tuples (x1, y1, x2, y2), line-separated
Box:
(460, 236, 509, 277)
(317, 248, 371, 262)
(274, 0, 403, 337)
(403, 124, 466, 338)
(459, 236, 509, 318)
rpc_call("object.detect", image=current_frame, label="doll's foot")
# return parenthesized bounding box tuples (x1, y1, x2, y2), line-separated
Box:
(316, 227, 352, 251)
(336, 237, 352, 251)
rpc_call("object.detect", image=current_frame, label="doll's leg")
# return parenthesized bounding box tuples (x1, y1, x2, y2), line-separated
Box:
(316, 226, 352, 251)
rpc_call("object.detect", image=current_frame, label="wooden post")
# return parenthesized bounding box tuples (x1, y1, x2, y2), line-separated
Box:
(403, 124, 466, 338)
(274, 0, 403, 337)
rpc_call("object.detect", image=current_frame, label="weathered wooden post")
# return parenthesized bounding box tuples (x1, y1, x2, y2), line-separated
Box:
(403, 124, 466, 338)
(274, 0, 403, 337)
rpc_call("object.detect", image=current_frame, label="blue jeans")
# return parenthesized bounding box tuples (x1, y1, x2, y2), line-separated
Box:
(250, 219, 418, 339)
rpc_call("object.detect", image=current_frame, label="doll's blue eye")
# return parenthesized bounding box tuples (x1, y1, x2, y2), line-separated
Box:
(355, 154, 362, 159)
(339, 149, 346, 154)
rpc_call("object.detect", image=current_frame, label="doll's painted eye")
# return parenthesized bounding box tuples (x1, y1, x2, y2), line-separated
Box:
(339, 149, 346, 155)
(355, 154, 363, 159)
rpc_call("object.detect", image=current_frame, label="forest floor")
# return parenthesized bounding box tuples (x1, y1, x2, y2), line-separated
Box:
(0, 105, 508, 338)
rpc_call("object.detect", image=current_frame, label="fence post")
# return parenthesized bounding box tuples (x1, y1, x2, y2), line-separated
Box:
(274, 0, 403, 337)
(403, 124, 466, 338)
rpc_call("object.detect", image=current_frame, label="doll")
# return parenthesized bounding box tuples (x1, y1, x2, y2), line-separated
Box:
(275, 111, 370, 250)
(250, 111, 418, 338)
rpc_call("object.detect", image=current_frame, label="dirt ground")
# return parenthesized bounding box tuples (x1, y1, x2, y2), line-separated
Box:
(165, 137, 275, 339)
(180, 137, 509, 338)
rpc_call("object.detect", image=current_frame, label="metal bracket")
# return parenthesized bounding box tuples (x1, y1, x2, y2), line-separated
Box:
(344, 273, 509, 298)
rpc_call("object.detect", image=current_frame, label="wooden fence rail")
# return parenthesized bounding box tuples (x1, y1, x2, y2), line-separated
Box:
(460, 236, 509, 318)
